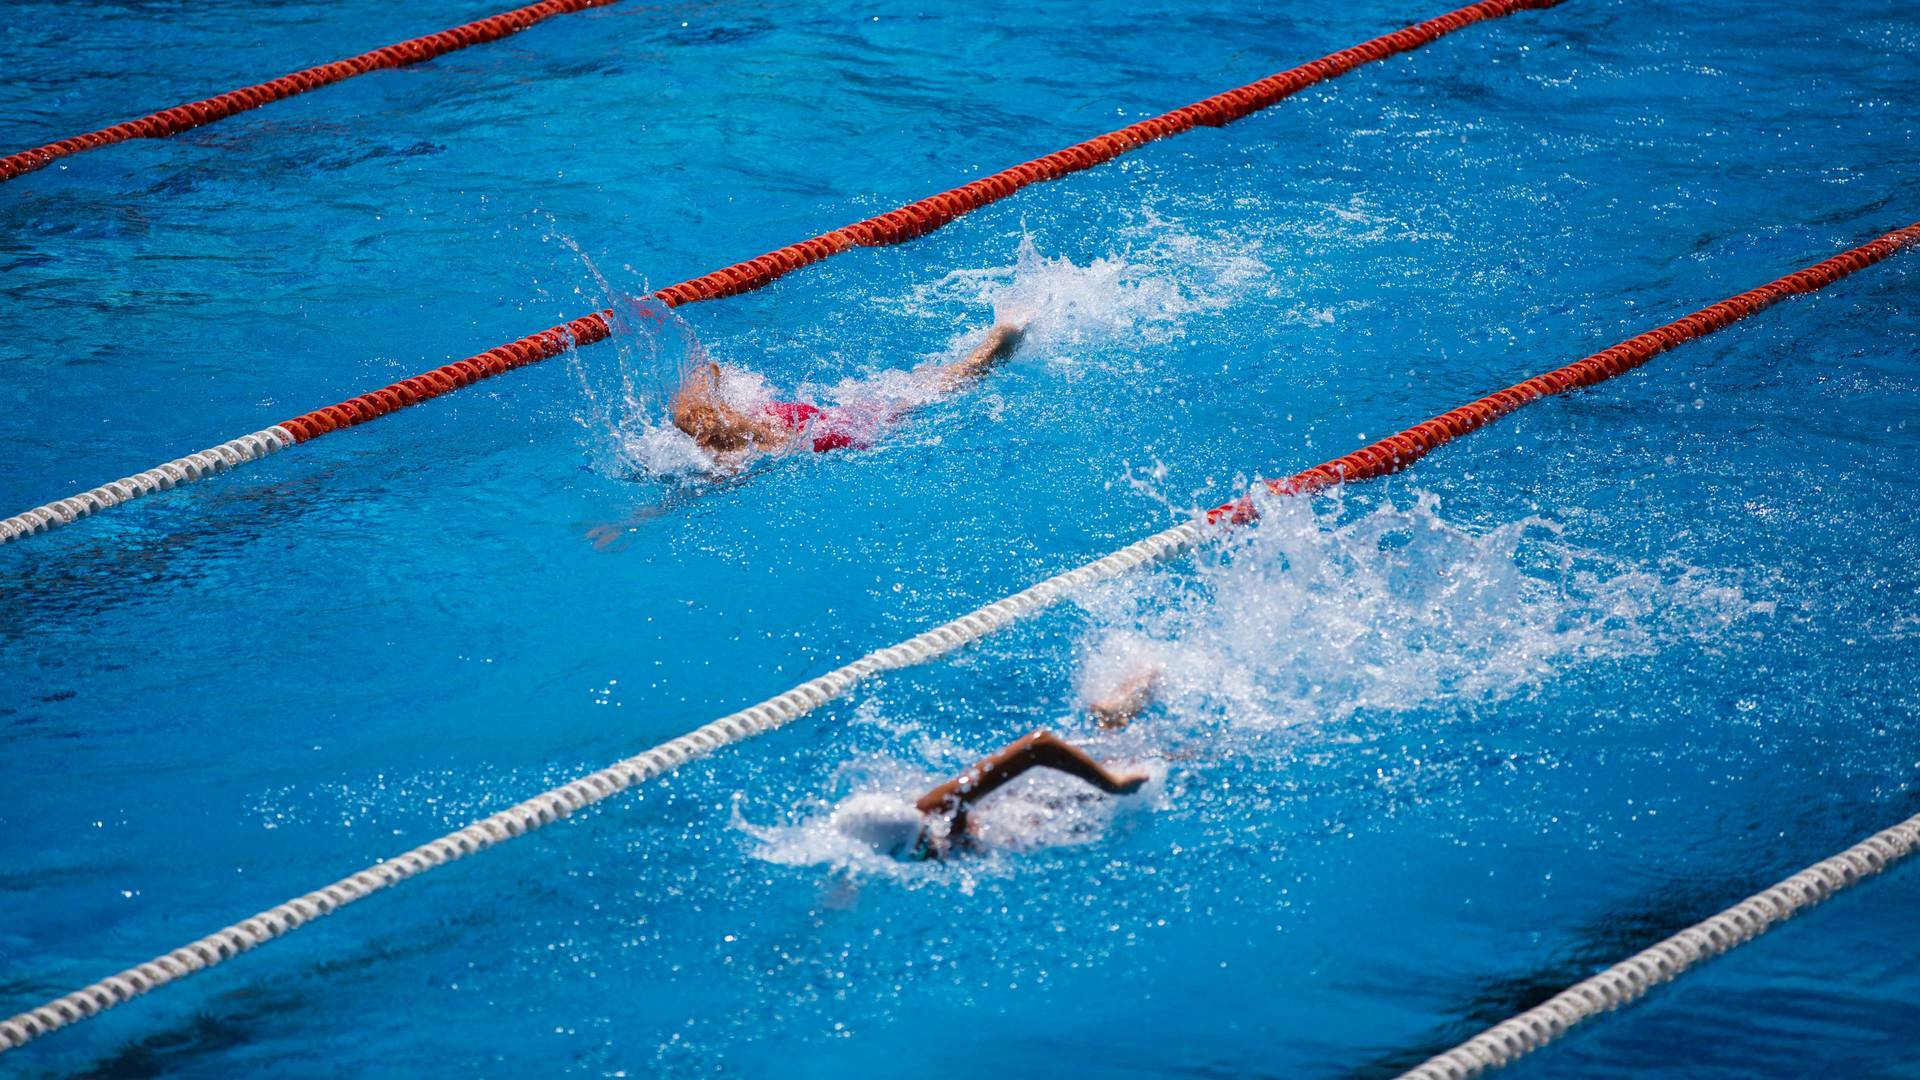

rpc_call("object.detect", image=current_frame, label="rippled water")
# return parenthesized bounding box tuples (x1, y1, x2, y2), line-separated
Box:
(2, 0, 1917, 1075)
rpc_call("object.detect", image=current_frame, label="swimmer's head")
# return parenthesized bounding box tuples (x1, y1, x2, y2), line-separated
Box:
(831, 793, 927, 860)
(669, 362, 755, 453)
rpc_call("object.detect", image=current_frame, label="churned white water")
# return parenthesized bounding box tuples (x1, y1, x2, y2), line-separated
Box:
(1075, 488, 1760, 731)
(902, 228, 1272, 365)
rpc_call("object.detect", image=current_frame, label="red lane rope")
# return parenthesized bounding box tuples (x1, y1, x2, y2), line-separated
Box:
(271, 0, 1561, 444)
(0, 0, 617, 184)
(1204, 221, 1920, 526)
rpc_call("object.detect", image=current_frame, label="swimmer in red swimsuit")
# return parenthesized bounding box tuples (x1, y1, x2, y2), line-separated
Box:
(584, 320, 1028, 546)
(668, 322, 1027, 467)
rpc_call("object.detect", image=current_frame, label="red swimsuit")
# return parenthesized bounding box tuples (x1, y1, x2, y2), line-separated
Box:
(765, 401, 862, 453)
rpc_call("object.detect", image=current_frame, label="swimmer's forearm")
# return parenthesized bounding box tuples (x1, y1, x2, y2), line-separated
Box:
(935, 321, 1028, 391)
(1020, 730, 1140, 794)
(972, 322, 1026, 364)
(915, 728, 1140, 817)
(916, 727, 1052, 814)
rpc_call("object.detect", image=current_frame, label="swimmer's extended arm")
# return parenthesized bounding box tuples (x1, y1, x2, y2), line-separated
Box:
(932, 321, 1028, 393)
(916, 728, 1146, 836)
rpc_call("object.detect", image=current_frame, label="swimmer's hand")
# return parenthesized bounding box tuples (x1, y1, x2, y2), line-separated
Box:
(586, 523, 627, 551)
(1110, 771, 1150, 796)
(1088, 700, 1135, 731)
(1086, 666, 1163, 730)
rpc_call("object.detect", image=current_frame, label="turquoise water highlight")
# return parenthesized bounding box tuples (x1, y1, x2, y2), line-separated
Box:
(2, 0, 1918, 1074)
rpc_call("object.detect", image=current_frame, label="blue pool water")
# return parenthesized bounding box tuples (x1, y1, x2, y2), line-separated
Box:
(3, 0, 1918, 1074)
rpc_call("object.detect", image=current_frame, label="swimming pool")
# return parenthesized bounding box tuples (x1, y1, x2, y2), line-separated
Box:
(3, 0, 1918, 1073)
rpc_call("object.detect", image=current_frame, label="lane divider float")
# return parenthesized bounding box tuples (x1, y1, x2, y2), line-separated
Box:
(0, 0, 619, 184)
(1398, 809, 1920, 1079)
(1205, 221, 1920, 522)
(3, 221, 1913, 1053)
(0, 0, 1561, 546)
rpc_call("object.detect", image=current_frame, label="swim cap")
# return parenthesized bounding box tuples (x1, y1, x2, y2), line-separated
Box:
(831, 794, 925, 858)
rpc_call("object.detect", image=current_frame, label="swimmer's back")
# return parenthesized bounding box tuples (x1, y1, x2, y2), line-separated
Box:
(765, 400, 861, 453)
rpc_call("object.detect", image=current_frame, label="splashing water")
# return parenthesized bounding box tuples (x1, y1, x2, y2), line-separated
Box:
(563, 292, 734, 481)
(570, 230, 1249, 481)
(741, 487, 1752, 881)
(534, 228, 716, 480)
(906, 229, 1269, 368)
(1077, 488, 1760, 732)
(558, 260, 942, 480)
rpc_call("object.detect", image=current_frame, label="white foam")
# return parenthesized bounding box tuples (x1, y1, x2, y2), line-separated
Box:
(903, 230, 1270, 368)
(1077, 488, 1760, 730)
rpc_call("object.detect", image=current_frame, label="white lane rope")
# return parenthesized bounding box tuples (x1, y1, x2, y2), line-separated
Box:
(0, 426, 296, 545)
(0, 519, 1204, 1052)
(1398, 809, 1920, 1079)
